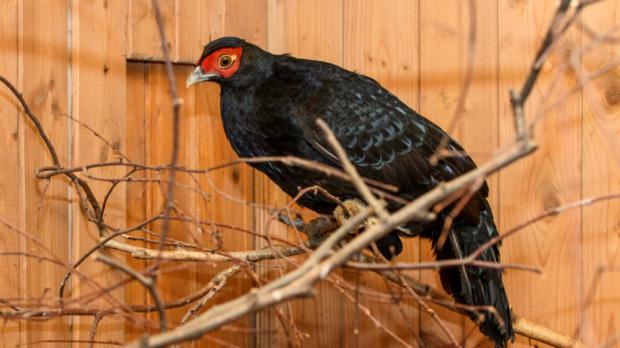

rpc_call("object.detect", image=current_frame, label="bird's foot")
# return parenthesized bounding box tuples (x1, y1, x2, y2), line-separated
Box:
(333, 199, 366, 227)
(333, 198, 382, 231)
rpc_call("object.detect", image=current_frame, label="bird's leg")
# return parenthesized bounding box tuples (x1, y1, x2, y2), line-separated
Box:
(304, 216, 339, 247)
(276, 211, 339, 247)
(276, 211, 306, 231)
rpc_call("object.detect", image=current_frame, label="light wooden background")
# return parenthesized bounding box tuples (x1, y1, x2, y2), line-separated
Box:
(0, 0, 619, 347)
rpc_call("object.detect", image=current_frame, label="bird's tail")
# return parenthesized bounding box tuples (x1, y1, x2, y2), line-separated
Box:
(431, 201, 514, 347)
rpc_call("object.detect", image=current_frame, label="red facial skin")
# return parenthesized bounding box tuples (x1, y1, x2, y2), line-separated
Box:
(199, 47, 243, 79)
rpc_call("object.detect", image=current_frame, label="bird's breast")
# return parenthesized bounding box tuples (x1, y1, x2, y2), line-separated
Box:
(218, 86, 350, 213)
(219, 85, 315, 157)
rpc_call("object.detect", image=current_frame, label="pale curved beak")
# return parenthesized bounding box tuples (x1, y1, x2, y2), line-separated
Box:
(186, 67, 218, 88)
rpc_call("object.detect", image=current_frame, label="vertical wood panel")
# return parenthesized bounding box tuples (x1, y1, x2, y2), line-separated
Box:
(343, 0, 421, 346)
(128, 0, 175, 60)
(581, 1, 620, 345)
(129, 0, 224, 62)
(499, 2, 582, 347)
(125, 62, 149, 341)
(268, 0, 342, 62)
(71, 0, 127, 343)
(145, 64, 203, 335)
(127, 6, 235, 336)
(419, 1, 499, 346)
(21, 0, 70, 344)
(0, 0, 20, 345)
(176, 0, 225, 61)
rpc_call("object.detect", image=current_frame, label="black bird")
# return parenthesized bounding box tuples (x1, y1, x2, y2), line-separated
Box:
(186, 36, 514, 347)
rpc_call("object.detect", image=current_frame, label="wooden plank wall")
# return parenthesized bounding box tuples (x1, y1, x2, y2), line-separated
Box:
(581, 1, 620, 345)
(71, 0, 127, 343)
(17, 1, 71, 346)
(0, 1, 20, 346)
(0, 0, 619, 347)
(499, 2, 582, 347)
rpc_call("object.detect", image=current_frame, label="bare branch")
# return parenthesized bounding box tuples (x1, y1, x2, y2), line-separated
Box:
(149, 0, 182, 276)
(102, 239, 305, 263)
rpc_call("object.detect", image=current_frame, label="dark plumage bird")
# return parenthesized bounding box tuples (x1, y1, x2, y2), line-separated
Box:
(187, 36, 514, 347)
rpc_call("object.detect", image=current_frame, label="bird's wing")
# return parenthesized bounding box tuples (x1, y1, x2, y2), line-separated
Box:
(296, 70, 487, 199)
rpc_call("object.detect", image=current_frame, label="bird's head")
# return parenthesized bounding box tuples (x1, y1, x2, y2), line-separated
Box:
(186, 36, 271, 88)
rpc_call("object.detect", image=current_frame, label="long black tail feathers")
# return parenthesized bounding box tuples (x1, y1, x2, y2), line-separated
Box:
(434, 216, 515, 347)
(372, 203, 514, 346)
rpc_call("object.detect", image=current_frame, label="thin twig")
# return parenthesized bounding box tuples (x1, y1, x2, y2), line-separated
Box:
(149, 0, 182, 276)
(88, 314, 104, 348)
(95, 254, 167, 331)
(181, 266, 241, 324)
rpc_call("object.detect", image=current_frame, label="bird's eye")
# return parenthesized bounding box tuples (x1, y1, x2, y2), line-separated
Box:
(218, 54, 235, 69)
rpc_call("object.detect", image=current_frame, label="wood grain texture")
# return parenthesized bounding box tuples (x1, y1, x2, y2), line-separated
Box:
(499, 1, 582, 347)
(419, 1, 499, 346)
(128, 0, 175, 61)
(343, 1, 421, 346)
(581, 1, 620, 346)
(143, 63, 200, 332)
(176, 0, 225, 61)
(20, 0, 71, 345)
(129, 0, 225, 62)
(125, 62, 149, 341)
(0, 0, 20, 345)
(268, 0, 343, 62)
(70, 0, 128, 344)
